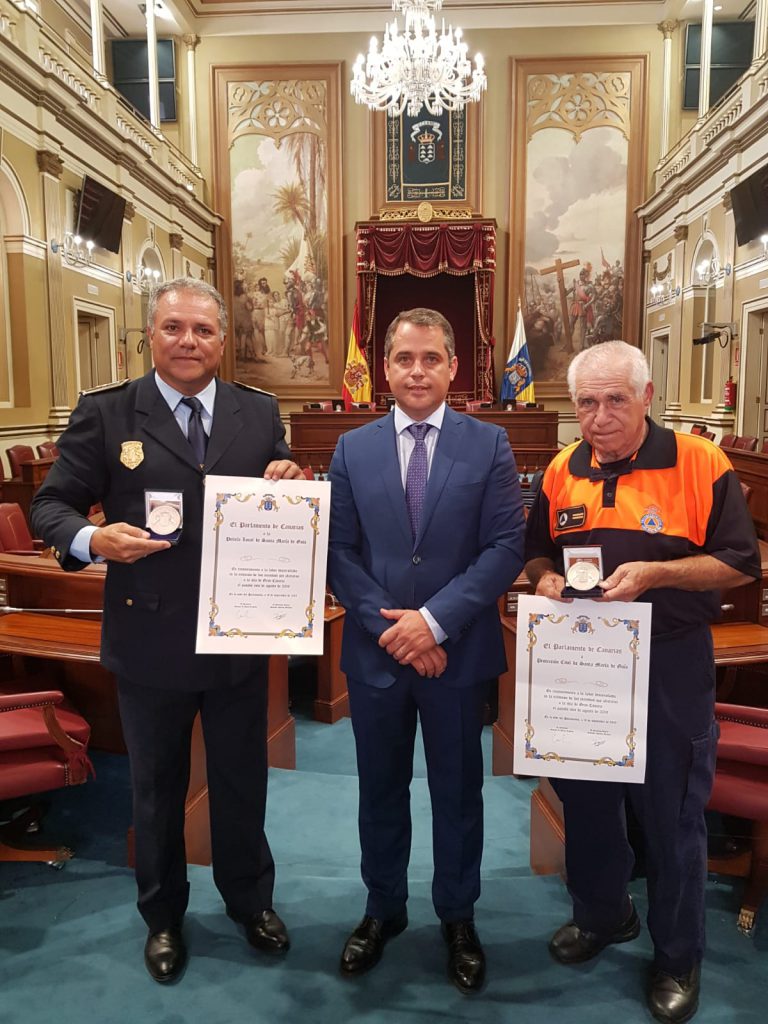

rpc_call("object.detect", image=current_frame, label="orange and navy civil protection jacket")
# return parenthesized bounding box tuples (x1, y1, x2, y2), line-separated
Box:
(525, 418, 761, 636)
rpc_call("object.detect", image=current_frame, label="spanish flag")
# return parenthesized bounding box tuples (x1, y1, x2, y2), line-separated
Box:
(342, 302, 372, 409)
(501, 302, 535, 405)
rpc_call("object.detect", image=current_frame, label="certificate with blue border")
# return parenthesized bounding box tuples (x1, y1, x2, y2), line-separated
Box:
(512, 595, 651, 782)
(195, 475, 330, 655)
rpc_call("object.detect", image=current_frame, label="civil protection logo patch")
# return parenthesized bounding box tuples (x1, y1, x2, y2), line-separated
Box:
(640, 505, 664, 534)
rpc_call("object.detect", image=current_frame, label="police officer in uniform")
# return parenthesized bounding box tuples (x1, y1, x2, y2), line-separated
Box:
(31, 277, 303, 983)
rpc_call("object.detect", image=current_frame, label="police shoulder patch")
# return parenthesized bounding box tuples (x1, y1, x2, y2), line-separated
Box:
(80, 378, 131, 396)
(233, 380, 276, 397)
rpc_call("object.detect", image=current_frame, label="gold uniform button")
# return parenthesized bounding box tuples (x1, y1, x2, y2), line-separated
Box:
(126, 598, 133, 606)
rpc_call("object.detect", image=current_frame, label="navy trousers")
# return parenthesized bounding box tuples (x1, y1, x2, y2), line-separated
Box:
(117, 676, 275, 932)
(552, 624, 718, 974)
(348, 672, 490, 923)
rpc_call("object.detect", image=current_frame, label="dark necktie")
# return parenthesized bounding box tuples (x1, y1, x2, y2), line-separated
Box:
(405, 422, 431, 539)
(181, 396, 208, 466)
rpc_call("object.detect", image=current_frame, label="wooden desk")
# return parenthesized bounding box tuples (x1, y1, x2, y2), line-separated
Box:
(289, 409, 559, 474)
(0, 609, 294, 866)
(525, 621, 768, 877)
(711, 621, 768, 666)
(0, 458, 55, 528)
(728, 447, 768, 541)
(492, 612, 518, 777)
(316, 605, 348, 723)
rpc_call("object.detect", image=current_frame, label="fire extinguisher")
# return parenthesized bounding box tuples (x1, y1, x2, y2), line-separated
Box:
(724, 376, 736, 411)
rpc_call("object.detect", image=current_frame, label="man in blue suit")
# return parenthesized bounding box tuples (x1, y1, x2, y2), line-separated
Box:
(328, 308, 525, 992)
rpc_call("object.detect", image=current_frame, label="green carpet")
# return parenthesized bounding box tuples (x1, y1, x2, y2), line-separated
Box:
(0, 713, 765, 1024)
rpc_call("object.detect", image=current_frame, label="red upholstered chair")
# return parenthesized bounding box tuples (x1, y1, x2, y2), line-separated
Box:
(301, 465, 315, 481)
(0, 687, 93, 864)
(734, 436, 758, 451)
(701, 430, 716, 442)
(0, 502, 45, 554)
(690, 423, 707, 435)
(6, 444, 35, 478)
(708, 703, 768, 935)
(761, 439, 768, 455)
(37, 441, 59, 459)
(720, 434, 737, 448)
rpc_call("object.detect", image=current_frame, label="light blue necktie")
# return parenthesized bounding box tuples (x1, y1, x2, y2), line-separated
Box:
(405, 423, 431, 539)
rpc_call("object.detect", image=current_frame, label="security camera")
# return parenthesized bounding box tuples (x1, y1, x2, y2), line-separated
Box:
(692, 331, 720, 345)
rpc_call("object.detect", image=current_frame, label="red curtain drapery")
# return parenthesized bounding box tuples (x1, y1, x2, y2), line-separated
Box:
(355, 220, 497, 402)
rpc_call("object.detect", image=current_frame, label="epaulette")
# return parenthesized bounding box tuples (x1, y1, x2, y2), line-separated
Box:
(80, 378, 131, 396)
(233, 380, 276, 397)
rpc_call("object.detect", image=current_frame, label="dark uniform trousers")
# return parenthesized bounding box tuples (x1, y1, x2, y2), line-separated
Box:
(552, 623, 718, 975)
(117, 675, 274, 932)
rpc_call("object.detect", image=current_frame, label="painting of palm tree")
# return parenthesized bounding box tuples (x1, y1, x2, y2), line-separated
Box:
(215, 65, 343, 396)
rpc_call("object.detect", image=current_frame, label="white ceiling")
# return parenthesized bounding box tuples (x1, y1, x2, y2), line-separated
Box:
(69, 0, 755, 40)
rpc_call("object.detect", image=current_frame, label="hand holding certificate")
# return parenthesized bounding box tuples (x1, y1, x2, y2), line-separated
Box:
(513, 594, 651, 782)
(196, 474, 330, 655)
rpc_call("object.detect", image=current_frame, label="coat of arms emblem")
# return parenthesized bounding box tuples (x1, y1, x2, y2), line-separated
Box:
(120, 441, 144, 470)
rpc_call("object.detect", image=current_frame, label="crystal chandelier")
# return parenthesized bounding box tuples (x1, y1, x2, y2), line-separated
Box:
(351, 0, 486, 118)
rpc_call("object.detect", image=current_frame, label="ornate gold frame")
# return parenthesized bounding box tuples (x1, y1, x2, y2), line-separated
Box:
(370, 101, 483, 220)
(211, 62, 344, 398)
(507, 56, 648, 398)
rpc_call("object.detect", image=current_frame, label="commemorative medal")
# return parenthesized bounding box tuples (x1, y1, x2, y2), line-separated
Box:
(565, 560, 601, 592)
(147, 503, 182, 537)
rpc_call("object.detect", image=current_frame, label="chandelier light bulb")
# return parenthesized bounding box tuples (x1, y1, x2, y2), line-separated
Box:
(351, 0, 487, 117)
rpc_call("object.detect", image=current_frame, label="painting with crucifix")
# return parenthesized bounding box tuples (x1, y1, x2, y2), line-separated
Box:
(508, 57, 646, 396)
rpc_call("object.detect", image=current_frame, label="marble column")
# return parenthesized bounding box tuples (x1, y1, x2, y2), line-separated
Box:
(753, 0, 768, 63)
(699, 0, 714, 118)
(89, 0, 105, 77)
(658, 21, 677, 159)
(145, 0, 161, 130)
(37, 149, 72, 428)
(183, 35, 200, 167)
(665, 224, 689, 414)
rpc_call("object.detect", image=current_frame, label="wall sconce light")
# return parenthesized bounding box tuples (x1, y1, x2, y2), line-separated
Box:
(696, 257, 719, 287)
(761, 235, 768, 258)
(50, 233, 95, 267)
(649, 279, 676, 305)
(126, 265, 162, 293)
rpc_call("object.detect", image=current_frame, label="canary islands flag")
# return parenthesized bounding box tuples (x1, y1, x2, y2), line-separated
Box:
(501, 305, 535, 404)
(341, 301, 372, 409)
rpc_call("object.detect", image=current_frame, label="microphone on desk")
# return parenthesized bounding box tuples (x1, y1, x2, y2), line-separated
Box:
(0, 606, 103, 615)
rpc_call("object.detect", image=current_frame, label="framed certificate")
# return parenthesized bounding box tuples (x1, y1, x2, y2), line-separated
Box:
(513, 594, 651, 782)
(196, 475, 330, 655)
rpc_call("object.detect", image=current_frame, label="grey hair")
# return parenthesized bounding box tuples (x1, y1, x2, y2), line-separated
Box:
(383, 308, 456, 360)
(566, 340, 650, 400)
(147, 277, 228, 335)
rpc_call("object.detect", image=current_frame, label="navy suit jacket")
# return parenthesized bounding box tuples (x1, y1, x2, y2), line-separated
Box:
(328, 408, 525, 688)
(31, 372, 291, 691)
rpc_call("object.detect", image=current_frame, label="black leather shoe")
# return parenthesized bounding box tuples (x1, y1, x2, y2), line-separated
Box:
(144, 927, 187, 983)
(647, 964, 701, 1023)
(227, 908, 290, 954)
(441, 919, 486, 994)
(549, 899, 640, 964)
(339, 911, 408, 974)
